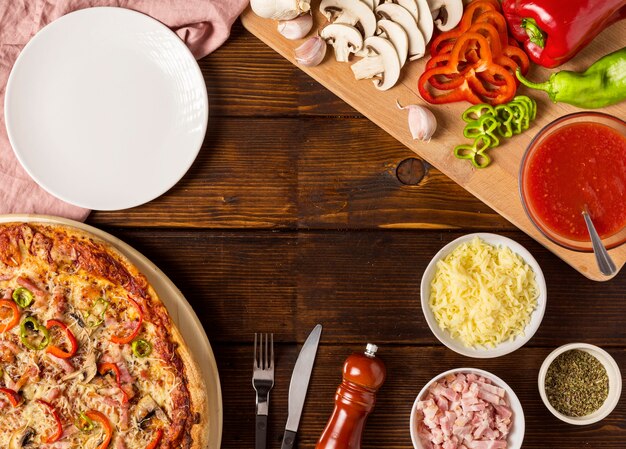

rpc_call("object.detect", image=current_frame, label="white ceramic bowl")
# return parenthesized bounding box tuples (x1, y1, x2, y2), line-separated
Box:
(410, 368, 525, 449)
(538, 343, 622, 425)
(420, 233, 547, 358)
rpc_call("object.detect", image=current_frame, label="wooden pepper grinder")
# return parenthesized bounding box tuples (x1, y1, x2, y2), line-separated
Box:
(315, 343, 386, 449)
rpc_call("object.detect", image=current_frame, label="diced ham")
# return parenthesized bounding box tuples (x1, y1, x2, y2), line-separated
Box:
(17, 276, 45, 297)
(494, 405, 513, 420)
(117, 361, 134, 384)
(440, 415, 452, 437)
(436, 395, 449, 412)
(467, 440, 507, 449)
(415, 373, 513, 449)
(46, 353, 76, 374)
(115, 438, 128, 449)
(477, 381, 505, 398)
(478, 389, 501, 405)
(42, 443, 72, 449)
(52, 286, 68, 319)
(42, 386, 62, 402)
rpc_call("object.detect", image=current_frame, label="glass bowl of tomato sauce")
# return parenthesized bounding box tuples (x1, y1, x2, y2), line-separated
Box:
(520, 112, 626, 252)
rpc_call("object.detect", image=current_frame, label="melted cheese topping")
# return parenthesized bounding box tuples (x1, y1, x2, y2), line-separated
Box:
(429, 237, 539, 348)
(0, 228, 183, 448)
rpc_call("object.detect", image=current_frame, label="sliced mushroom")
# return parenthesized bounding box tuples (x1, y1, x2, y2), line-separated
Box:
(387, 0, 419, 22)
(376, 3, 426, 60)
(9, 427, 35, 449)
(62, 350, 97, 383)
(320, 23, 364, 62)
(320, 0, 378, 37)
(427, 0, 463, 31)
(415, 0, 434, 43)
(134, 395, 170, 428)
(351, 36, 401, 90)
(376, 19, 409, 67)
(361, 0, 375, 9)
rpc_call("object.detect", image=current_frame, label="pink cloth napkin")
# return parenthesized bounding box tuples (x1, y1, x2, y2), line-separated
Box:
(0, 0, 248, 221)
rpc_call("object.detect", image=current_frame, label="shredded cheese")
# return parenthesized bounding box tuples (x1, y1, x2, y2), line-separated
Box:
(429, 237, 539, 348)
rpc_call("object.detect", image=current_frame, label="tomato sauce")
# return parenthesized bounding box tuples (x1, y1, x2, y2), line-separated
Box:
(524, 122, 626, 241)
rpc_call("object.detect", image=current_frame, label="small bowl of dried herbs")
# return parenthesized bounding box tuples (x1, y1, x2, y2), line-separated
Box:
(538, 343, 622, 425)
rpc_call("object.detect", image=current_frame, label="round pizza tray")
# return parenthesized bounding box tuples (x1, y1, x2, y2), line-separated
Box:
(0, 214, 222, 449)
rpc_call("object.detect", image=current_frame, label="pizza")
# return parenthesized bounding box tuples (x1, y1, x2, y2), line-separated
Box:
(0, 222, 208, 448)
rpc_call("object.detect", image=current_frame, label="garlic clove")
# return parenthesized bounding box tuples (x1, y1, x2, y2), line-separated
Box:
(278, 14, 314, 40)
(397, 100, 437, 142)
(251, 0, 311, 20)
(295, 36, 327, 67)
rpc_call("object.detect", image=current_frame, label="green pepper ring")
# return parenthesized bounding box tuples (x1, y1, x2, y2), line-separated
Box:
(132, 339, 152, 358)
(12, 287, 34, 308)
(20, 316, 50, 350)
(76, 412, 95, 433)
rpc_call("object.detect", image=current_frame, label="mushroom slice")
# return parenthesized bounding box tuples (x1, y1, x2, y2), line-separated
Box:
(415, 0, 434, 43)
(134, 395, 170, 427)
(9, 427, 35, 449)
(376, 19, 409, 67)
(428, 0, 463, 31)
(385, 0, 434, 44)
(351, 36, 401, 91)
(376, 3, 426, 60)
(361, 0, 375, 9)
(388, 0, 419, 22)
(320, 0, 378, 37)
(320, 23, 364, 62)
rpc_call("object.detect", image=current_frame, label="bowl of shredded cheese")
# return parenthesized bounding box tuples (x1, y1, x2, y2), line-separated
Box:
(420, 233, 546, 358)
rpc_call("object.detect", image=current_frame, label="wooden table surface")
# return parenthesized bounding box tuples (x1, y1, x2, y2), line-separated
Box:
(87, 21, 625, 449)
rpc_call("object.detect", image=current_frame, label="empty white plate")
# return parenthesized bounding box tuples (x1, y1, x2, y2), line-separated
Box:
(5, 7, 208, 210)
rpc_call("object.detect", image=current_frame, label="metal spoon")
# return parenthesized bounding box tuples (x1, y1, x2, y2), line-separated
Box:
(582, 209, 617, 276)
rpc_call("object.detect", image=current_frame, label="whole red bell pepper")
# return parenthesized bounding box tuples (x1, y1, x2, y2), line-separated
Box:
(502, 0, 626, 68)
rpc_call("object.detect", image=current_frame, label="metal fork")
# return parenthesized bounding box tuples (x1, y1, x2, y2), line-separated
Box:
(253, 333, 274, 449)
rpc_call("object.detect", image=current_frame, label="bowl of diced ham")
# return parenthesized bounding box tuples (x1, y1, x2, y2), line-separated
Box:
(410, 368, 524, 449)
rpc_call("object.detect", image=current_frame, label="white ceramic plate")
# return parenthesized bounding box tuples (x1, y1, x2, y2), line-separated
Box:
(410, 368, 525, 449)
(0, 214, 222, 448)
(4, 7, 208, 210)
(420, 233, 547, 358)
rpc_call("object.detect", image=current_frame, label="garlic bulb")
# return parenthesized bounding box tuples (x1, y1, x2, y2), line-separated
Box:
(278, 14, 313, 40)
(295, 36, 327, 67)
(396, 100, 437, 142)
(251, 0, 311, 20)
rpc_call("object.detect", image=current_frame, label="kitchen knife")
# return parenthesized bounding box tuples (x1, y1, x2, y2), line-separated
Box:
(281, 324, 322, 449)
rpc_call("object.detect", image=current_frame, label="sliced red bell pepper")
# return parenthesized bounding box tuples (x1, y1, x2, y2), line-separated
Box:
(98, 362, 129, 403)
(458, 0, 502, 29)
(0, 299, 20, 333)
(419, 32, 517, 105)
(502, 0, 626, 68)
(146, 429, 164, 449)
(110, 296, 143, 345)
(46, 319, 78, 358)
(85, 410, 113, 449)
(0, 387, 22, 407)
(37, 399, 63, 443)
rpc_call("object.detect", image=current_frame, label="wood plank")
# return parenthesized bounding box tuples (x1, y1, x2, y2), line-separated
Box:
(215, 344, 626, 449)
(88, 118, 508, 230)
(201, 22, 360, 117)
(108, 229, 626, 345)
(240, 5, 626, 281)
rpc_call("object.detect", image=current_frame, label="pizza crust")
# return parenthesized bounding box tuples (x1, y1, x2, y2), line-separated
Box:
(0, 221, 211, 448)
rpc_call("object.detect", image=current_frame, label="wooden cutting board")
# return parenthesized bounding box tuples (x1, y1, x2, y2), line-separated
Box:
(241, 3, 626, 281)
